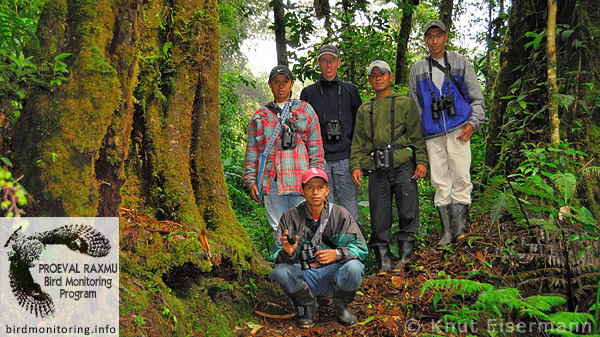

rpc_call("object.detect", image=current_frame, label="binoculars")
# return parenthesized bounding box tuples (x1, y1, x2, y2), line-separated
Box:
(325, 120, 341, 142)
(300, 242, 320, 270)
(371, 146, 392, 170)
(431, 94, 456, 120)
(281, 124, 297, 150)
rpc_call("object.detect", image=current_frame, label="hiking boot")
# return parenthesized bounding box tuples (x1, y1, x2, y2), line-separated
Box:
(437, 205, 453, 246)
(449, 203, 468, 241)
(288, 283, 317, 328)
(394, 240, 414, 269)
(373, 245, 392, 274)
(333, 285, 357, 325)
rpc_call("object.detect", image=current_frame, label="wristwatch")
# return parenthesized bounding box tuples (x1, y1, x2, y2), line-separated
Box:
(335, 248, 342, 261)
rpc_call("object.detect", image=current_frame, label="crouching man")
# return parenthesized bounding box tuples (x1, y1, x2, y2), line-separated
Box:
(270, 167, 368, 327)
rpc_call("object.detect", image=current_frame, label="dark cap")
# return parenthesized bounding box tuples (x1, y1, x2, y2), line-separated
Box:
(301, 167, 329, 184)
(423, 20, 447, 35)
(269, 65, 294, 82)
(317, 44, 340, 58)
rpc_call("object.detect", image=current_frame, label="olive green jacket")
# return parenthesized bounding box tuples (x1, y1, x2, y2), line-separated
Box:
(350, 92, 428, 171)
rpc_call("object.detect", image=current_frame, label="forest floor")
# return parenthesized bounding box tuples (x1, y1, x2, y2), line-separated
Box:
(121, 208, 599, 336)
(236, 227, 505, 337)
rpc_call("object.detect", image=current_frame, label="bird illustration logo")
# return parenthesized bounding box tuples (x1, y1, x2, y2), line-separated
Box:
(3, 224, 111, 318)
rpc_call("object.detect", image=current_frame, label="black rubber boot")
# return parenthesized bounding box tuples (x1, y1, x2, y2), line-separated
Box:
(288, 283, 317, 328)
(449, 203, 468, 241)
(394, 240, 415, 269)
(333, 285, 357, 326)
(437, 205, 453, 246)
(373, 245, 392, 274)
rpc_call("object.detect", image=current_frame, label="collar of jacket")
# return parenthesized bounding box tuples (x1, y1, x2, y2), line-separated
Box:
(266, 98, 298, 113)
(301, 199, 331, 221)
(319, 73, 341, 84)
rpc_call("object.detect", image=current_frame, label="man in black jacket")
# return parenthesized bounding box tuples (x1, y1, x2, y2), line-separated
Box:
(300, 45, 363, 222)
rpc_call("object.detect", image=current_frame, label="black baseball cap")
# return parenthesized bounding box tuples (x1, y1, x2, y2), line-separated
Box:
(269, 65, 294, 82)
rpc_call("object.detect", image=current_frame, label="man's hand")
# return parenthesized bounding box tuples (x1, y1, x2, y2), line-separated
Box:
(314, 249, 337, 265)
(352, 169, 363, 187)
(413, 164, 427, 179)
(249, 184, 261, 203)
(281, 230, 298, 255)
(457, 124, 474, 141)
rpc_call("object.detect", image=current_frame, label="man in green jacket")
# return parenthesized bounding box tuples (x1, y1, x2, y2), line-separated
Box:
(350, 60, 428, 273)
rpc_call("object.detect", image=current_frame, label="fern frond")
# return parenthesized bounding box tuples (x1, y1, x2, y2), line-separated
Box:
(551, 172, 577, 203)
(545, 330, 580, 337)
(581, 166, 600, 176)
(524, 295, 567, 311)
(479, 287, 522, 310)
(521, 307, 550, 319)
(490, 190, 512, 224)
(421, 279, 493, 296)
(547, 311, 594, 331)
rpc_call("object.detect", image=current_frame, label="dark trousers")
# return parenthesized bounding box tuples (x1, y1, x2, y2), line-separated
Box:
(368, 160, 419, 247)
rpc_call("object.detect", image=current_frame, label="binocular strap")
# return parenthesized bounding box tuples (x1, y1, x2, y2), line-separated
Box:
(310, 204, 334, 247)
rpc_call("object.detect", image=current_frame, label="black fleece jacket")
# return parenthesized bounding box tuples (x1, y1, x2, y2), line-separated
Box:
(300, 74, 362, 161)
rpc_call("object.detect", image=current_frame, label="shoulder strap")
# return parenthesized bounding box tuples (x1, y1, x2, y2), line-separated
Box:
(369, 100, 375, 150)
(310, 204, 334, 247)
(431, 54, 467, 100)
(257, 100, 292, 199)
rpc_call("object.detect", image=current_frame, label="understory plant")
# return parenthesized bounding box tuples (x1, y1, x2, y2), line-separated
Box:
(474, 141, 598, 232)
(421, 278, 600, 337)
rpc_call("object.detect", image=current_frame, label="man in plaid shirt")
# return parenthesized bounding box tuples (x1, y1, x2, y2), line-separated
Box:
(244, 65, 325, 233)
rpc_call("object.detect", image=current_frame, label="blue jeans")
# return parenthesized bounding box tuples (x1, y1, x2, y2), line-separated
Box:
(263, 180, 304, 232)
(324, 159, 359, 222)
(270, 260, 364, 296)
(368, 160, 419, 246)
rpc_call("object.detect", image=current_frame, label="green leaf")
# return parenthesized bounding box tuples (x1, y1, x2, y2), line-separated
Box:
(0, 156, 13, 167)
(551, 173, 576, 203)
(358, 315, 376, 325)
(54, 53, 72, 61)
(558, 94, 575, 109)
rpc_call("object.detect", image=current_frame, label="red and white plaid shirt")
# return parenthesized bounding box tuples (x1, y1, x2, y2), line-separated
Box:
(244, 99, 324, 196)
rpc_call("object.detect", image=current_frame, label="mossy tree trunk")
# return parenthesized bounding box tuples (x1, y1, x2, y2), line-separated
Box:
(394, 0, 419, 86)
(438, 0, 453, 32)
(273, 0, 288, 66)
(483, 0, 546, 176)
(13, 0, 253, 253)
(482, 0, 600, 212)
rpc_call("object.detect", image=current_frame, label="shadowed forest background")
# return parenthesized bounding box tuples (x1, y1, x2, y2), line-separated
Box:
(0, 0, 599, 335)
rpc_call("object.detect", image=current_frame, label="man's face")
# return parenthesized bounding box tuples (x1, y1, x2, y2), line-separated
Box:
(317, 54, 341, 81)
(368, 67, 392, 93)
(424, 27, 448, 58)
(301, 177, 330, 208)
(268, 74, 294, 103)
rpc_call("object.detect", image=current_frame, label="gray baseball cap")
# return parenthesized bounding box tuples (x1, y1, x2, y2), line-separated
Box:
(423, 20, 447, 35)
(317, 44, 340, 58)
(368, 60, 392, 76)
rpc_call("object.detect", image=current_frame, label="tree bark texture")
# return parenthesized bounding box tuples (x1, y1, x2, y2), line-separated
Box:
(14, 0, 141, 216)
(483, 0, 546, 174)
(547, 0, 559, 147)
(438, 0, 453, 33)
(273, 0, 288, 66)
(12, 0, 248, 241)
(395, 0, 419, 85)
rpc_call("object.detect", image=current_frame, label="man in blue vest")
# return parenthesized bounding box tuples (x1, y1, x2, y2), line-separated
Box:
(408, 20, 486, 246)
